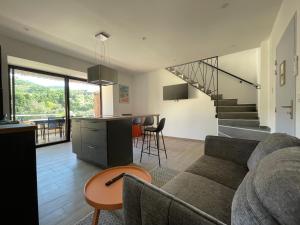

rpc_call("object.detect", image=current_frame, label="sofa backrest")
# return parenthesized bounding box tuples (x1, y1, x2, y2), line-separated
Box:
(123, 174, 226, 225)
(247, 133, 300, 170)
(232, 147, 300, 225)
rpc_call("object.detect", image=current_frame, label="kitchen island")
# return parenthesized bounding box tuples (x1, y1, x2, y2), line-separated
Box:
(71, 114, 159, 168)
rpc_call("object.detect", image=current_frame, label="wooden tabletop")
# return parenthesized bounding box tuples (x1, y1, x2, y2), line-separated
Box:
(84, 166, 151, 210)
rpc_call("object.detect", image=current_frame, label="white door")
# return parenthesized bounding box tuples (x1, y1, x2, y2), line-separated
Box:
(275, 16, 297, 135)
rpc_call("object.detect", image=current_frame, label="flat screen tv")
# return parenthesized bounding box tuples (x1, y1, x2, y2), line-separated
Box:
(163, 83, 188, 100)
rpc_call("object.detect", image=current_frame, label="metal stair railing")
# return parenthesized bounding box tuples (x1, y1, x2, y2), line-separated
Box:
(166, 56, 260, 118)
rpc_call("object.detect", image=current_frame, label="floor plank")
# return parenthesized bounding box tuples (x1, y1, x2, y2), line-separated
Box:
(37, 137, 204, 225)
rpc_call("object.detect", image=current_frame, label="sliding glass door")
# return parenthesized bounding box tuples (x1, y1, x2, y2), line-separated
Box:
(9, 66, 102, 147)
(10, 68, 67, 145)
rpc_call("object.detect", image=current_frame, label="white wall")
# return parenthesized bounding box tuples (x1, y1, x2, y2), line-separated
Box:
(219, 48, 259, 84)
(132, 69, 218, 140)
(218, 48, 260, 104)
(258, 40, 271, 126)
(102, 85, 114, 116)
(0, 34, 92, 116)
(263, 0, 300, 136)
(113, 72, 134, 115)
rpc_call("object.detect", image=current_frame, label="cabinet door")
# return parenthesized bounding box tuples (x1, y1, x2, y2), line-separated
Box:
(71, 120, 81, 154)
(81, 127, 106, 147)
(82, 143, 107, 167)
(81, 121, 108, 167)
(81, 120, 106, 129)
(107, 119, 133, 166)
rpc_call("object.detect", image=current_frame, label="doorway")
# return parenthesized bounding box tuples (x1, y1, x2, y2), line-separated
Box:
(275, 15, 297, 135)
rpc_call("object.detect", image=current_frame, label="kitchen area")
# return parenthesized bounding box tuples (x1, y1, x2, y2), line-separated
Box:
(72, 113, 160, 168)
(0, 31, 159, 225)
(0, 55, 138, 225)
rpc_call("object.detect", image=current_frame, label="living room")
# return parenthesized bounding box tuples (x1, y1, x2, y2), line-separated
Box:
(0, 0, 300, 225)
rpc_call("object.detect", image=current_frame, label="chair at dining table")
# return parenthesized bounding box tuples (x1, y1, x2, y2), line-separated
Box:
(47, 117, 65, 141)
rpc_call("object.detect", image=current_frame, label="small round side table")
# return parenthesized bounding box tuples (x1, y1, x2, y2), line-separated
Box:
(84, 165, 152, 225)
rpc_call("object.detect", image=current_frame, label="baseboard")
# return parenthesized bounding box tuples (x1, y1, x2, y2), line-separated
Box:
(140, 133, 205, 142)
(163, 135, 204, 143)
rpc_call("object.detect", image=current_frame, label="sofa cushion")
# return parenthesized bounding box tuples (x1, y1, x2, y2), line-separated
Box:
(247, 133, 300, 170)
(232, 147, 300, 225)
(186, 155, 248, 189)
(162, 172, 235, 224)
(231, 172, 279, 225)
(254, 147, 300, 225)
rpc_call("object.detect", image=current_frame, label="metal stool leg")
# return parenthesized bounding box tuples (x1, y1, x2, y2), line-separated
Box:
(148, 132, 151, 155)
(135, 136, 139, 147)
(161, 131, 167, 159)
(153, 132, 157, 145)
(140, 132, 146, 163)
(156, 131, 161, 166)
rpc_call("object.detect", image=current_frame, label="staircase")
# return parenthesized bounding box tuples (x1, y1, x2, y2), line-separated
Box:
(166, 56, 270, 141)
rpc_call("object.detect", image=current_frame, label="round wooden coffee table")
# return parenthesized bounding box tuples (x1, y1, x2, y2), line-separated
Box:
(84, 165, 151, 225)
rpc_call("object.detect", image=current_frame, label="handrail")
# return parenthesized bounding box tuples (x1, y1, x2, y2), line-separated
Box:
(168, 56, 218, 68)
(167, 56, 260, 89)
(199, 60, 260, 89)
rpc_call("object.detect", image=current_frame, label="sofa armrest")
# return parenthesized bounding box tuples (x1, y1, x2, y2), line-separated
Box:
(204, 135, 259, 167)
(123, 174, 226, 225)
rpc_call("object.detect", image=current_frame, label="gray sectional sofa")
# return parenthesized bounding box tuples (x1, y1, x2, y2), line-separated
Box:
(123, 133, 300, 225)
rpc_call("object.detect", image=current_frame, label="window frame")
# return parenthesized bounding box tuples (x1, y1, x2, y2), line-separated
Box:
(8, 65, 102, 148)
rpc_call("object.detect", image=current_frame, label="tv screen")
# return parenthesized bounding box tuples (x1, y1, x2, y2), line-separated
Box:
(163, 83, 188, 100)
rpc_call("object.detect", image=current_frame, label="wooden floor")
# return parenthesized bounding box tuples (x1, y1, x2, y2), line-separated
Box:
(37, 137, 204, 225)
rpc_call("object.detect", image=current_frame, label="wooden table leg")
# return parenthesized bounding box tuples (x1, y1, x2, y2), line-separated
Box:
(92, 208, 100, 225)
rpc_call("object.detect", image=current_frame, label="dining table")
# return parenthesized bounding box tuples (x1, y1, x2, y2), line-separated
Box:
(29, 118, 65, 143)
(29, 119, 48, 143)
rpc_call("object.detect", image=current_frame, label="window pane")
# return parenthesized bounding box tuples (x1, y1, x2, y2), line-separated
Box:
(13, 69, 66, 145)
(69, 80, 100, 117)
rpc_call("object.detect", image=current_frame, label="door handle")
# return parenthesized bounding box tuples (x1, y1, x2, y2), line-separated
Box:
(281, 100, 293, 119)
(87, 145, 96, 149)
(88, 129, 99, 132)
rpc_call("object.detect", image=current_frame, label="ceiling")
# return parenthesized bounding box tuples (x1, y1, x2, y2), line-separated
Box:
(8, 56, 87, 78)
(0, 0, 282, 73)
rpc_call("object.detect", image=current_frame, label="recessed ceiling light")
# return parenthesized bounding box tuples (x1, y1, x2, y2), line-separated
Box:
(95, 32, 110, 42)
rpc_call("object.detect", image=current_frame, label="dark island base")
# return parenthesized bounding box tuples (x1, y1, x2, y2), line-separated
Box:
(72, 118, 133, 168)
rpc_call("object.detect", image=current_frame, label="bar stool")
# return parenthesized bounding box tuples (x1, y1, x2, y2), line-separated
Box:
(132, 117, 142, 147)
(140, 118, 167, 166)
(139, 116, 155, 148)
(142, 116, 154, 128)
